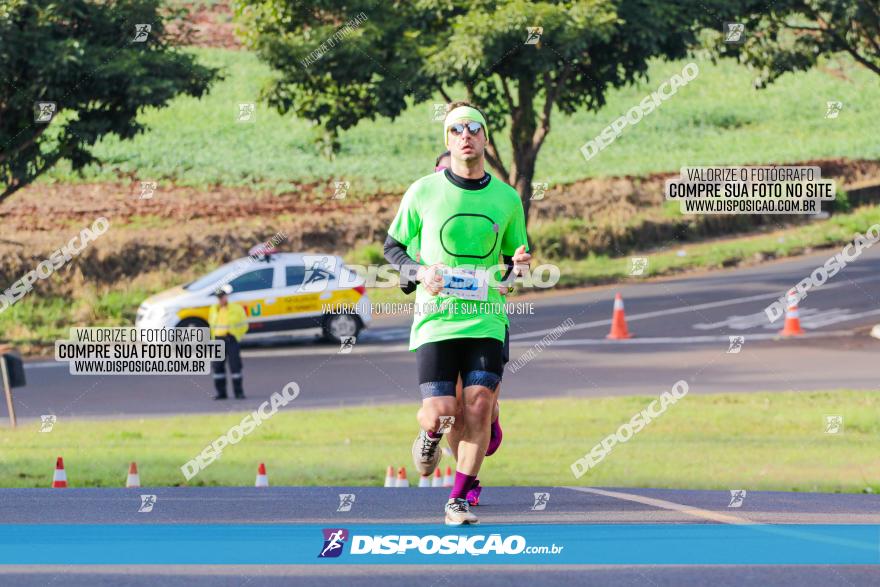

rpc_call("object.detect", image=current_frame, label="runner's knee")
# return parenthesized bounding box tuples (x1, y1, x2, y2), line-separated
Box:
(418, 397, 456, 427)
(463, 388, 494, 420)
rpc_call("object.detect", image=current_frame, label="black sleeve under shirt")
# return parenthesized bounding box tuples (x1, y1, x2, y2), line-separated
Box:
(383, 234, 420, 294)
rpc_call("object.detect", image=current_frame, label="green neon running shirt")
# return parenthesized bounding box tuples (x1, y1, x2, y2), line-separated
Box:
(388, 171, 529, 351)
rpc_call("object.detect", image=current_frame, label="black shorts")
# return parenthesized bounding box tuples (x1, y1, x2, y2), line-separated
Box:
(416, 337, 504, 399)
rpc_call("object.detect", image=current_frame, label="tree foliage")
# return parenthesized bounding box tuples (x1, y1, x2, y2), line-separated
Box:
(236, 0, 728, 220)
(714, 0, 879, 86)
(0, 0, 221, 202)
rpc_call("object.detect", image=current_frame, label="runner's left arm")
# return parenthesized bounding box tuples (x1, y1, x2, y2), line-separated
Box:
(501, 198, 529, 252)
(500, 197, 530, 283)
(500, 254, 515, 281)
(493, 254, 515, 293)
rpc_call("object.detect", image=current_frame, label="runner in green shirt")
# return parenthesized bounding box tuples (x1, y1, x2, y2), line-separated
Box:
(384, 101, 530, 525)
(395, 148, 507, 508)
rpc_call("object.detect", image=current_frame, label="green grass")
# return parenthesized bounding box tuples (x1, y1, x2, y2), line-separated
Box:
(44, 48, 880, 193)
(551, 204, 880, 285)
(0, 285, 154, 351)
(1, 391, 877, 491)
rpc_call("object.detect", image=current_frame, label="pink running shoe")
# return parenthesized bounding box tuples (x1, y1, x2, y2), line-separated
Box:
(466, 479, 482, 506)
(485, 417, 502, 456)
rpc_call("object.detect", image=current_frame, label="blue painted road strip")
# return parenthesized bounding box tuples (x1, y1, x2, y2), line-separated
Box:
(1, 524, 878, 565)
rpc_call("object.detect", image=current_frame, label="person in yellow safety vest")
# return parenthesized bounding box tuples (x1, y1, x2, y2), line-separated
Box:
(208, 284, 249, 400)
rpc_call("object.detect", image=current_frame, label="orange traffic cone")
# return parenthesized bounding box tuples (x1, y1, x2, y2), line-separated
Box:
(383, 465, 396, 487)
(396, 466, 409, 488)
(606, 293, 633, 339)
(255, 463, 269, 487)
(432, 467, 443, 487)
(443, 466, 453, 487)
(779, 289, 804, 336)
(52, 457, 67, 488)
(126, 462, 140, 488)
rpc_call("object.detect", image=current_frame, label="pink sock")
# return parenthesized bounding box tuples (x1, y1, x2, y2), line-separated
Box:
(449, 472, 477, 500)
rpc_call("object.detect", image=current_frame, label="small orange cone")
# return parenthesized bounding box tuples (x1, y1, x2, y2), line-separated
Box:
(396, 466, 409, 488)
(126, 462, 140, 488)
(255, 463, 269, 487)
(442, 466, 453, 487)
(432, 467, 443, 488)
(52, 457, 67, 488)
(779, 289, 804, 336)
(606, 293, 633, 339)
(383, 465, 396, 487)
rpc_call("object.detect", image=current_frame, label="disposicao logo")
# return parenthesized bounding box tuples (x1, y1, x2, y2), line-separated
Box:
(318, 528, 349, 558)
(348, 533, 527, 555)
(317, 529, 561, 558)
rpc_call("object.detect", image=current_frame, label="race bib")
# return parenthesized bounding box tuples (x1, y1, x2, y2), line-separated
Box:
(440, 268, 488, 301)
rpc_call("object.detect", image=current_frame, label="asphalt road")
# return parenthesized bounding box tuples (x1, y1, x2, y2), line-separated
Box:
(1, 487, 878, 586)
(2, 566, 878, 587)
(11, 246, 880, 420)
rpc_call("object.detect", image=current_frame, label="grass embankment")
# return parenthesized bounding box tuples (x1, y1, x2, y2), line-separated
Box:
(1, 391, 877, 491)
(43, 48, 880, 192)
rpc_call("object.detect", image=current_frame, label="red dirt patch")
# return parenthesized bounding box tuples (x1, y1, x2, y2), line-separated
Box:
(0, 158, 876, 293)
(171, 1, 243, 50)
(5, 158, 876, 233)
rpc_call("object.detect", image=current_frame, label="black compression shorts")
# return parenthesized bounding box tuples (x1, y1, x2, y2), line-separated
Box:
(416, 337, 504, 399)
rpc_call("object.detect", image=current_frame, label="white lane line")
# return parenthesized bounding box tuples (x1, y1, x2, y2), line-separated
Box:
(563, 486, 754, 524)
(25, 333, 414, 366)
(22, 329, 857, 367)
(24, 273, 880, 366)
(511, 273, 880, 341)
(25, 343, 413, 366)
(563, 487, 879, 551)
(538, 330, 854, 346)
(510, 292, 774, 341)
(694, 307, 880, 331)
(23, 362, 65, 369)
(243, 343, 410, 359)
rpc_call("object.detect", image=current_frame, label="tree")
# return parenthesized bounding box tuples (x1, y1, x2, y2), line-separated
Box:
(714, 0, 879, 86)
(235, 0, 719, 223)
(0, 0, 221, 203)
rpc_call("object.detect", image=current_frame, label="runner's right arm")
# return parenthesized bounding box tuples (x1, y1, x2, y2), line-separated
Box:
(384, 235, 420, 294)
(386, 184, 445, 295)
(384, 235, 445, 296)
(386, 186, 423, 294)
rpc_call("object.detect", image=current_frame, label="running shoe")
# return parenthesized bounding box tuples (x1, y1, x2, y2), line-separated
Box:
(412, 429, 442, 476)
(466, 478, 482, 506)
(486, 416, 502, 456)
(445, 498, 479, 525)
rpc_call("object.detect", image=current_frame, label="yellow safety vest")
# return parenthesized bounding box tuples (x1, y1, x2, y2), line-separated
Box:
(208, 303, 249, 341)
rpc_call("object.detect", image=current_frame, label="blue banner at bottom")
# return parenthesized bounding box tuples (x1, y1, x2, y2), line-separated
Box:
(0, 524, 877, 565)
